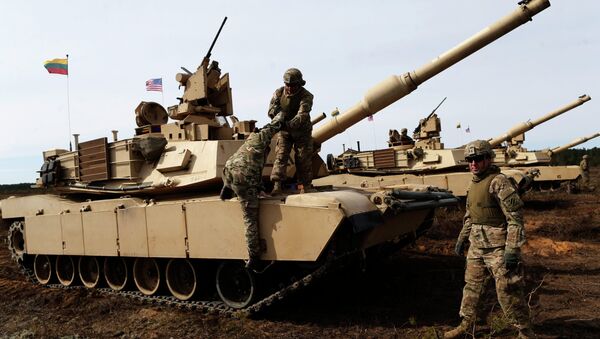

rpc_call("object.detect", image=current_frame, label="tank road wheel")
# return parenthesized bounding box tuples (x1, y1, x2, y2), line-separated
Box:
(133, 258, 161, 296)
(166, 259, 197, 301)
(7, 221, 26, 263)
(56, 256, 78, 286)
(78, 256, 102, 288)
(104, 257, 129, 291)
(215, 261, 257, 309)
(34, 254, 53, 285)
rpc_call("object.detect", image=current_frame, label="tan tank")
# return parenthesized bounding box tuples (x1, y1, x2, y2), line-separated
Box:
(499, 130, 600, 191)
(319, 94, 588, 197)
(1, 1, 551, 313)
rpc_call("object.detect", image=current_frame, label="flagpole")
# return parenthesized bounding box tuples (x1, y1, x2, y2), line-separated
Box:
(161, 76, 165, 107)
(66, 54, 72, 151)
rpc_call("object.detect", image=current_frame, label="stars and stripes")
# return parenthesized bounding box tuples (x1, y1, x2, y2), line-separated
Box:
(145, 78, 163, 92)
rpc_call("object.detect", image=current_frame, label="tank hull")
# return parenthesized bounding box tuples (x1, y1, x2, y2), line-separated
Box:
(1, 186, 453, 311)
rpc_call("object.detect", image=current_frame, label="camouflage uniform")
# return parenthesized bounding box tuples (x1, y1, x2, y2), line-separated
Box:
(580, 155, 590, 191)
(457, 166, 530, 326)
(268, 69, 314, 188)
(221, 113, 283, 263)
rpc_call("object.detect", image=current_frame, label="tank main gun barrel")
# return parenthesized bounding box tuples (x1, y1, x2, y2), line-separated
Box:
(312, 0, 551, 145)
(488, 94, 591, 147)
(547, 132, 600, 156)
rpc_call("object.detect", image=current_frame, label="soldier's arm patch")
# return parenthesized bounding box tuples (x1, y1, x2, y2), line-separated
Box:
(500, 189, 524, 212)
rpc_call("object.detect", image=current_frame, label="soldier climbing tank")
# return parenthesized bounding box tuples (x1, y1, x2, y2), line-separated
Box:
(319, 95, 591, 196)
(1, 1, 552, 313)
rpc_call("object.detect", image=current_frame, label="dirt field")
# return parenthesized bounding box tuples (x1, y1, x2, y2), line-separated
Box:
(0, 168, 598, 338)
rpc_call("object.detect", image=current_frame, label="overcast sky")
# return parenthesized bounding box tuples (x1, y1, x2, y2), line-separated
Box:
(1, 0, 598, 184)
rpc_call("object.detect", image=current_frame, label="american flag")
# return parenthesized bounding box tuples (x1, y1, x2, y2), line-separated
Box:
(145, 78, 163, 92)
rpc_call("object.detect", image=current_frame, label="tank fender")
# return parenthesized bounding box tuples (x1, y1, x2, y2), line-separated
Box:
(284, 190, 383, 233)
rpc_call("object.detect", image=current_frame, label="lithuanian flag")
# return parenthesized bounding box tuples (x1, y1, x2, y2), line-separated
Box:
(44, 58, 68, 75)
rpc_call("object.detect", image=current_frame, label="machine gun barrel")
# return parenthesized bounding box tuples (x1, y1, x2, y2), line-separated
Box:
(547, 132, 600, 156)
(488, 94, 591, 147)
(203, 17, 228, 63)
(312, 0, 551, 145)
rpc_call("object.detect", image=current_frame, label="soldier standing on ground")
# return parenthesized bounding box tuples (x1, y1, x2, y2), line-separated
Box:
(268, 68, 315, 194)
(445, 140, 534, 339)
(220, 113, 284, 270)
(580, 154, 590, 191)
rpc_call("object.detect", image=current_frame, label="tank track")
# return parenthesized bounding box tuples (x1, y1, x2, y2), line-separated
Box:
(13, 251, 356, 318)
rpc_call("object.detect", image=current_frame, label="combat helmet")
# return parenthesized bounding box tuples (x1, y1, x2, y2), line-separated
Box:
(283, 68, 306, 86)
(583, 155, 589, 159)
(464, 139, 495, 159)
(401, 128, 408, 134)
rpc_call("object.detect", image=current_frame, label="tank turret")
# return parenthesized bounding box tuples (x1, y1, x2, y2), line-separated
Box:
(491, 95, 591, 166)
(488, 94, 591, 148)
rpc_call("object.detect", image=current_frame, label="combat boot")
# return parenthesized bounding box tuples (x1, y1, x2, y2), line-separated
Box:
(271, 181, 282, 195)
(443, 319, 473, 339)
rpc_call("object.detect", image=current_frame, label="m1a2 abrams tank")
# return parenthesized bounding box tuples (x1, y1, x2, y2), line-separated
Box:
(319, 94, 589, 197)
(1, 1, 551, 314)
(497, 129, 600, 191)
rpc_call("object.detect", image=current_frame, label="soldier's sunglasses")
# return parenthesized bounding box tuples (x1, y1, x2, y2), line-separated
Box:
(466, 155, 486, 163)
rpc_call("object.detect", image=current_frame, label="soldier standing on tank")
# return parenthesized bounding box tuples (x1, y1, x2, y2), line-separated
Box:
(580, 154, 590, 191)
(220, 113, 284, 270)
(444, 140, 534, 339)
(268, 68, 315, 194)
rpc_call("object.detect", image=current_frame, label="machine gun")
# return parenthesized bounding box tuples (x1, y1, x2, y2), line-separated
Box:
(413, 97, 448, 139)
(169, 17, 233, 121)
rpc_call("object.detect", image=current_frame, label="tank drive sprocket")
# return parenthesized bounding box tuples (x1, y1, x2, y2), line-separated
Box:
(7, 221, 26, 263)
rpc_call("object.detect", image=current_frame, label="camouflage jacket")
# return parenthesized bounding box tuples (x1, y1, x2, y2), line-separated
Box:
(224, 114, 283, 188)
(267, 87, 313, 130)
(459, 166, 526, 250)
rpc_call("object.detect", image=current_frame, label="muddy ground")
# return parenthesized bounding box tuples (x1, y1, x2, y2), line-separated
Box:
(0, 168, 598, 338)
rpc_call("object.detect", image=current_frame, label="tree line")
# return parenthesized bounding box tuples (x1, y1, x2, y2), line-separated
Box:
(0, 183, 34, 194)
(550, 147, 599, 166)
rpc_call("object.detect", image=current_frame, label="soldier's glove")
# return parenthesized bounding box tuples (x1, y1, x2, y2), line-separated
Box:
(454, 238, 467, 257)
(287, 116, 301, 130)
(504, 247, 521, 270)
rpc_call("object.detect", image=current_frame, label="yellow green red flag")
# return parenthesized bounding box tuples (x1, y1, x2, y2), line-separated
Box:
(44, 58, 68, 75)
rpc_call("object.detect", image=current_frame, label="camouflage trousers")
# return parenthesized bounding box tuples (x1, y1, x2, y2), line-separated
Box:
(581, 171, 590, 190)
(270, 129, 313, 186)
(459, 246, 530, 328)
(222, 168, 261, 259)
